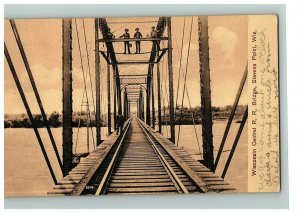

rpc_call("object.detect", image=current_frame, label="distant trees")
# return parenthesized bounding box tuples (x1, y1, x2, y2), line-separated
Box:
(4, 120, 11, 128)
(48, 111, 61, 127)
(161, 105, 247, 124)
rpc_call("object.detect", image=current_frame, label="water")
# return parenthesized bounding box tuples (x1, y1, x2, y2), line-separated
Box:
(4, 121, 247, 196)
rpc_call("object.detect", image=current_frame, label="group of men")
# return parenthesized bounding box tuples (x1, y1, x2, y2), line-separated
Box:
(107, 26, 161, 54)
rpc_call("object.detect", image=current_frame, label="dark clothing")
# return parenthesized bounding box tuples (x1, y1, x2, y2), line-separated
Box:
(120, 32, 130, 39)
(120, 32, 131, 54)
(135, 41, 141, 53)
(134, 31, 143, 53)
(134, 31, 142, 38)
(123, 41, 131, 54)
(116, 115, 124, 135)
(107, 32, 114, 39)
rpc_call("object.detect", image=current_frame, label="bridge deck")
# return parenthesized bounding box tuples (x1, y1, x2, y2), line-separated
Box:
(48, 117, 235, 195)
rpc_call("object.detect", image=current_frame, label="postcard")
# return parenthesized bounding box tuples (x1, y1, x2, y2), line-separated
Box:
(4, 15, 279, 196)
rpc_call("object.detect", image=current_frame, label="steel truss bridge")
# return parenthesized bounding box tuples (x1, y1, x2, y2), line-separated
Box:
(4, 17, 248, 195)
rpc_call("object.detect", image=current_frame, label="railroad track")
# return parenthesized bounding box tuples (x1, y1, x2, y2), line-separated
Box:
(49, 116, 235, 196)
(96, 118, 199, 195)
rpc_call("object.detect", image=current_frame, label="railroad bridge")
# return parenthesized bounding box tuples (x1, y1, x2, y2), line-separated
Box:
(5, 17, 248, 195)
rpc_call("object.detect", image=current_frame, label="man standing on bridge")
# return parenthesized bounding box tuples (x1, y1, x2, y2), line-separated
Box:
(116, 113, 124, 135)
(134, 28, 143, 54)
(119, 29, 131, 54)
(150, 26, 160, 52)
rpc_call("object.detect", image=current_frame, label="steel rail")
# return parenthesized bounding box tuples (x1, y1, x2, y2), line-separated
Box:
(136, 119, 189, 194)
(95, 117, 133, 195)
(137, 117, 209, 193)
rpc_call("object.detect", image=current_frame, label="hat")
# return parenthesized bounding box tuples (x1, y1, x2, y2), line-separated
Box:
(135, 28, 139, 31)
(125, 28, 129, 31)
(151, 26, 155, 29)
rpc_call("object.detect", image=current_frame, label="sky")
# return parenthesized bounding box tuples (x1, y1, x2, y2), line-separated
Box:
(4, 16, 248, 115)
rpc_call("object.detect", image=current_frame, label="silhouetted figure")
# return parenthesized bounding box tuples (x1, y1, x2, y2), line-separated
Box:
(150, 26, 160, 52)
(134, 28, 143, 54)
(119, 29, 131, 54)
(116, 114, 124, 135)
(107, 28, 115, 39)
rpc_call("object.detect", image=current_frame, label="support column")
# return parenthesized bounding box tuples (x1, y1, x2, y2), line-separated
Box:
(128, 101, 130, 117)
(198, 16, 214, 170)
(157, 61, 162, 133)
(151, 65, 155, 129)
(95, 18, 101, 146)
(113, 68, 117, 130)
(141, 91, 145, 121)
(146, 76, 151, 125)
(167, 17, 175, 143)
(139, 90, 142, 119)
(107, 63, 112, 134)
(62, 18, 73, 176)
(123, 90, 127, 120)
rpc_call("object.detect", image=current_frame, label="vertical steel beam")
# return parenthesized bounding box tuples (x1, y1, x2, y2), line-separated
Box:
(128, 101, 130, 117)
(137, 101, 139, 117)
(95, 18, 101, 146)
(62, 18, 73, 176)
(142, 91, 145, 121)
(139, 90, 142, 119)
(198, 16, 214, 170)
(107, 62, 112, 135)
(157, 61, 162, 133)
(123, 90, 127, 120)
(113, 67, 117, 130)
(151, 65, 155, 129)
(167, 17, 175, 143)
(146, 76, 151, 125)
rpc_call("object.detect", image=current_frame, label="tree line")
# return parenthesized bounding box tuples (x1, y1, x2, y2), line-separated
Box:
(4, 111, 107, 128)
(161, 105, 247, 125)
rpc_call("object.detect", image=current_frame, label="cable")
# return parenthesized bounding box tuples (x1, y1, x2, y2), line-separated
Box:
(74, 19, 95, 153)
(82, 19, 96, 149)
(177, 18, 201, 154)
(176, 17, 193, 145)
(173, 18, 186, 119)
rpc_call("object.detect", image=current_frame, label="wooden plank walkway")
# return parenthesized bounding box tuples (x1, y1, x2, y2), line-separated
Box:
(48, 117, 235, 196)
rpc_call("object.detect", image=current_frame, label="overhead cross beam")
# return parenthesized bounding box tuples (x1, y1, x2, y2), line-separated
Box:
(98, 37, 169, 42)
(121, 78, 147, 85)
(119, 74, 149, 77)
(111, 61, 157, 65)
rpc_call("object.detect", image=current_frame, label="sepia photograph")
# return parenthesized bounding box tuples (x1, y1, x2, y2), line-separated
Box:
(4, 15, 279, 196)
